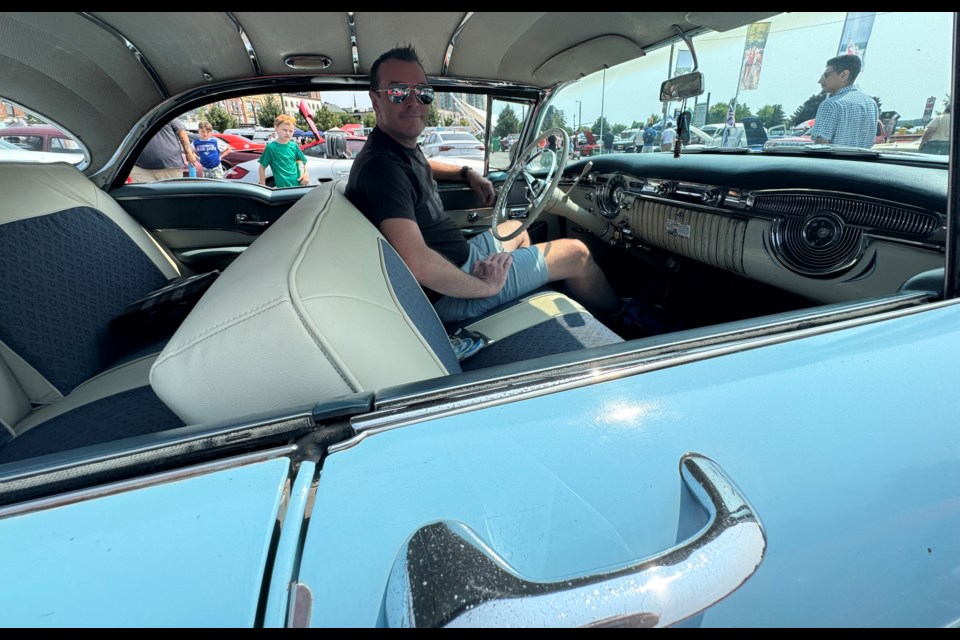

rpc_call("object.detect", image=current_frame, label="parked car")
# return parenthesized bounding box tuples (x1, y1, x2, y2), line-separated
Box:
(611, 129, 639, 153)
(0, 11, 958, 628)
(0, 124, 85, 164)
(499, 132, 520, 151)
(422, 131, 485, 161)
(577, 130, 600, 156)
(212, 132, 267, 153)
(0, 138, 84, 164)
(223, 135, 367, 186)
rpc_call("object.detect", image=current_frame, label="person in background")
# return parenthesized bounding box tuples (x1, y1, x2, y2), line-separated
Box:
(660, 122, 676, 152)
(258, 114, 309, 188)
(637, 122, 657, 153)
(919, 103, 951, 155)
(601, 129, 614, 154)
(808, 54, 879, 149)
(192, 121, 224, 179)
(346, 44, 665, 336)
(131, 117, 199, 182)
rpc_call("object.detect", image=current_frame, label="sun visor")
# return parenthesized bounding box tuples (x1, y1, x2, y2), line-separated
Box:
(533, 36, 644, 85)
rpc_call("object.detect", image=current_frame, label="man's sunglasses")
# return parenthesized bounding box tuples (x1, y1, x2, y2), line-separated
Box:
(373, 83, 435, 105)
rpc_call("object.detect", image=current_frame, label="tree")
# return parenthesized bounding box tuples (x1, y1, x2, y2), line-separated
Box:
(442, 115, 456, 127)
(295, 113, 309, 132)
(755, 104, 786, 129)
(706, 100, 752, 125)
(205, 106, 236, 133)
(314, 105, 343, 131)
(427, 102, 440, 127)
(493, 104, 522, 139)
(592, 116, 612, 137)
(362, 113, 377, 129)
(542, 106, 566, 131)
(611, 123, 628, 136)
(790, 93, 826, 126)
(256, 95, 282, 128)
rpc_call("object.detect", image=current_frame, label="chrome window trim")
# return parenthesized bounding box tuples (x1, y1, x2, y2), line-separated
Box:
(0, 444, 297, 519)
(80, 12, 168, 98)
(226, 12, 263, 77)
(331, 294, 944, 453)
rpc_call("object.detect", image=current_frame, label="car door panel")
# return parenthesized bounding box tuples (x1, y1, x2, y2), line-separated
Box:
(298, 304, 960, 627)
(0, 457, 291, 626)
(111, 182, 304, 272)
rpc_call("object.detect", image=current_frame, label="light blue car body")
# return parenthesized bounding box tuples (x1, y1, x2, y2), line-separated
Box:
(2, 303, 958, 626)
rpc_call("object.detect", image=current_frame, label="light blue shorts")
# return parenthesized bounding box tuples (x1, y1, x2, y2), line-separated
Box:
(433, 231, 548, 324)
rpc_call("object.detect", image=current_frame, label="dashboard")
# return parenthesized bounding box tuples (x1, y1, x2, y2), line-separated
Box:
(555, 152, 947, 304)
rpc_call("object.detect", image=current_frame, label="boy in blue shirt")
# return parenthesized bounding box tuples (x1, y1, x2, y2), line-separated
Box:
(258, 114, 309, 188)
(192, 121, 224, 178)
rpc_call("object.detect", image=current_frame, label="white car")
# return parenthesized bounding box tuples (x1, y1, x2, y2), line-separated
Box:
(421, 131, 485, 162)
(0, 138, 84, 165)
(223, 137, 365, 187)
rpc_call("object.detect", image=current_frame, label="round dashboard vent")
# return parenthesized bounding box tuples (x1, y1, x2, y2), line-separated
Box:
(771, 212, 864, 276)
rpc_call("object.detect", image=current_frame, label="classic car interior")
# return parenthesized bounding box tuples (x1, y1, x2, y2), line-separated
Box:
(0, 11, 951, 475)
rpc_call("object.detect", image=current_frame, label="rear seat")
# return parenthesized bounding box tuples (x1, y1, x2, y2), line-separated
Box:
(0, 163, 187, 463)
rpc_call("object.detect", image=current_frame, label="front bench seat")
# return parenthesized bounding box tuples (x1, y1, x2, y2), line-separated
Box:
(151, 180, 621, 426)
(0, 162, 187, 463)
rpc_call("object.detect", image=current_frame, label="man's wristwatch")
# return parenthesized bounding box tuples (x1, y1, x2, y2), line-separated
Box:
(459, 165, 471, 181)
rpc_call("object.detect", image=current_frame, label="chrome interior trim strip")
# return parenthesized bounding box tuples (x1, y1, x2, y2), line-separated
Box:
(331, 295, 945, 453)
(0, 445, 297, 519)
(442, 12, 475, 77)
(180, 247, 247, 257)
(79, 12, 168, 97)
(225, 12, 263, 76)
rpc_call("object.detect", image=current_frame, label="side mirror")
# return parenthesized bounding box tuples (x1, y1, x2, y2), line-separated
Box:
(660, 71, 705, 101)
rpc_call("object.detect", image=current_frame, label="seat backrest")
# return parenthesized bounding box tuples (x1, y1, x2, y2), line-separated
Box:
(0, 162, 183, 428)
(150, 181, 460, 425)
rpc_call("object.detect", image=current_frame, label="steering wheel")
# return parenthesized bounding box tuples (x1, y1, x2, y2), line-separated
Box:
(491, 127, 568, 241)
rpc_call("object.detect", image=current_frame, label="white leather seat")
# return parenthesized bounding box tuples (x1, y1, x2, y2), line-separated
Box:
(151, 180, 622, 425)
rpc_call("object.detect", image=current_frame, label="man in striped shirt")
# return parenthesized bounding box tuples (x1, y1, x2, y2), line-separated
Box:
(809, 54, 879, 149)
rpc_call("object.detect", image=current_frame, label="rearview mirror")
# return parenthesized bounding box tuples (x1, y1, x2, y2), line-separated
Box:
(660, 71, 705, 101)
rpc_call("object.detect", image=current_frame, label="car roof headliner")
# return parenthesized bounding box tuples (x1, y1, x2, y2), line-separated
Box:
(0, 12, 779, 173)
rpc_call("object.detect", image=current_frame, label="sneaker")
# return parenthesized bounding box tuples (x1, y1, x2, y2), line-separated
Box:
(449, 331, 486, 361)
(614, 298, 667, 337)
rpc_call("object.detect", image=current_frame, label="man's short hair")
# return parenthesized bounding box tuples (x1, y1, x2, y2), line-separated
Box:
(370, 45, 425, 91)
(826, 54, 863, 82)
(274, 114, 296, 128)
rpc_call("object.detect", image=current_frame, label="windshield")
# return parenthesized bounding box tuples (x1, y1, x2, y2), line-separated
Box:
(546, 12, 952, 159)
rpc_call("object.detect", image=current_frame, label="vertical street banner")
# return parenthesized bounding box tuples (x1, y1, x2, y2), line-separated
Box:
(738, 22, 771, 91)
(837, 12, 876, 68)
(922, 96, 937, 125)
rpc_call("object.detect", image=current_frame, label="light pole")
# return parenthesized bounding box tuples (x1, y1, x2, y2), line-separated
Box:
(575, 100, 582, 134)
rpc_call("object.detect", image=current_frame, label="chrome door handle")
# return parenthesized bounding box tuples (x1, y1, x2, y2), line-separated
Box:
(385, 453, 766, 628)
(236, 213, 269, 226)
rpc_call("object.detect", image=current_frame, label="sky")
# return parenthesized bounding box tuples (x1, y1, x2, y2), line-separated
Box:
(321, 12, 954, 129)
(550, 12, 954, 129)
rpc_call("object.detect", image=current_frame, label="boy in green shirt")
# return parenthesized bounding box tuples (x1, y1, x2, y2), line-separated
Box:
(258, 114, 310, 188)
